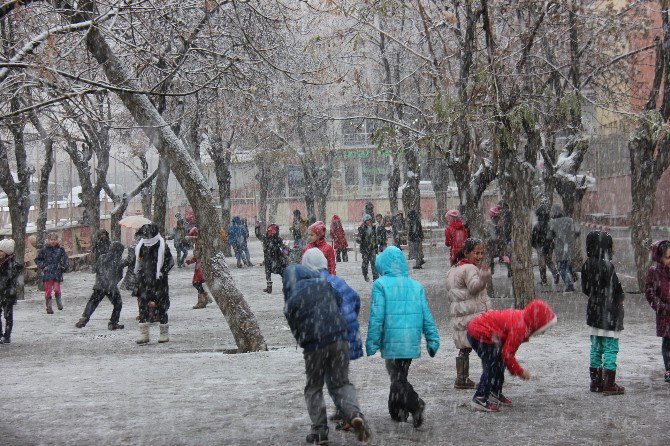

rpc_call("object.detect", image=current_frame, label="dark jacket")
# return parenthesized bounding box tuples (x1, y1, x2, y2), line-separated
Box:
(93, 242, 126, 292)
(228, 216, 246, 248)
(375, 223, 387, 252)
(319, 270, 363, 360)
(645, 240, 670, 337)
(136, 240, 174, 304)
(256, 224, 287, 275)
(0, 255, 23, 305)
(407, 210, 423, 242)
(121, 245, 139, 296)
(357, 223, 377, 254)
(282, 264, 346, 353)
(92, 230, 110, 259)
(581, 231, 624, 332)
(35, 244, 68, 282)
(531, 220, 554, 254)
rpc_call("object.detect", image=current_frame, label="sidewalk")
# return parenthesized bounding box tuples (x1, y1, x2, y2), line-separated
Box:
(1, 239, 667, 445)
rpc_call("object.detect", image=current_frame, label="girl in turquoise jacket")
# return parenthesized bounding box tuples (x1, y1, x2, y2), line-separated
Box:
(366, 246, 440, 428)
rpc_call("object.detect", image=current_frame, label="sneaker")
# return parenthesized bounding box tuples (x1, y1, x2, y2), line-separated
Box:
(665, 371, 670, 383)
(108, 322, 125, 330)
(305, 432, 328, 445)
(2, 335, 9, 344)
(489, 392, 512, 406)
(412, 399, 425, 428)
(350, 413, 371, 442)
(471, 396, 499, 412)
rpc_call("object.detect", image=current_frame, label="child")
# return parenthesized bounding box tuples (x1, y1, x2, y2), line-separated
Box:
(407, 210, 425, 269)
(255, 223, 287, 294)
(303, 221, 336, 275)
(444, 209, 469, 266)
(134, 223, 174, 344)
(446, 238, 492, 389)
(0, 239, 23, 344)
(282, 263, 371, 444)
(229, 216, 251, 268)
(375, 214, 387, 252)
(356, 214, 378, 282)
(645, 240, 670, 383)
(75, 241, 126, 330)
(366, 246, 440, 427)
(301, 248, 363, 428)
(185, 242, 209, 309)
(35, 233, 69, 314)
(581, 231, 625, 395)
(466, 299, 557, 411)
(329, 215, 348, 262)
(549, 204, 580, 292)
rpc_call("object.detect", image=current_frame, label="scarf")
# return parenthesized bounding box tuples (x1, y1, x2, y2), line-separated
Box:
(134, 233, 165, 279)
(456, 259, 474, 267)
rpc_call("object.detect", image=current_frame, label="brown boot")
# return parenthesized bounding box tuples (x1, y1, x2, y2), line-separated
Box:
(589, 367, 603, 393)
(602, 369, 625, 395)
(192, 293, 207, 309)
(45, 298, 54, 314)
(454, 356, 476, 389)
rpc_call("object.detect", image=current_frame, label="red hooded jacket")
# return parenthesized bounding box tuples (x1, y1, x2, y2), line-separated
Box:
(467, 299, 557, 376)
(303, 221, 336, 275)
(330, 215, 348, 250)
(445, 219, 468, 264)
(645, 240, 670, 337)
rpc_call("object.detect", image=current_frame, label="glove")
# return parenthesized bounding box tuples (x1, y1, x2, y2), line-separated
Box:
(428, 348, 436, 358)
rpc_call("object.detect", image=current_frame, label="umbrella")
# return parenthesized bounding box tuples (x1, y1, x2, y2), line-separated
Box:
(118, 215, 152, 229)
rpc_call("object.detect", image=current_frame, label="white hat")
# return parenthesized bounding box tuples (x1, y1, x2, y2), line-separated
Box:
(301, 247, 327, 272)
(0, 238, 15, 255)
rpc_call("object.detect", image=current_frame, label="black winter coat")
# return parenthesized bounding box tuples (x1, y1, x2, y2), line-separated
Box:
(0, 255, 23, 305)
(282, 264, 346, 352)
(581, 232, 624, 331)
(256, 226, 287, 275)
(136, 242, 174, 304)
(531, 219, 554, 254)
(357, 224, 377, 254)
(93, 242, 126, 292)
(407, 211, 423, 242)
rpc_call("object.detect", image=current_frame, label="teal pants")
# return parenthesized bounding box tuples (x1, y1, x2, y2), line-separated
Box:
(590, 335, 619, 371)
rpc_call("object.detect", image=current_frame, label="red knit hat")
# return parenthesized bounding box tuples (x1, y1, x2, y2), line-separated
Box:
(308, 221, 326, 238)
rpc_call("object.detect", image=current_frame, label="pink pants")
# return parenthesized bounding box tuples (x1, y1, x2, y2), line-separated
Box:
(44, 280, 61, 299)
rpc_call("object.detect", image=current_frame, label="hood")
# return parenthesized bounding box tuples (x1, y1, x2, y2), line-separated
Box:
(331, 214, 341, 222)
(139, 223, 159, 238)
(232, 216, 242, 225)
(449, 219, 465, 230)
(282, 264, 321, 300)
(266, 224, 279, 238)
(302, 247, 327, 272)
(109, 241, 125, 257)
(362, 214, 373, 223)
(535, 203, 550, 221)
(308, 221, 326, 238)
(651, 240, 670, 263)
(374, 245, 408, 277)
(523, 300, 557, 337)
(585, 231, 612, 259)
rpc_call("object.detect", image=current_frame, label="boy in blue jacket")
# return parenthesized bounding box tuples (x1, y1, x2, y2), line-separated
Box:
(283, 264, 371, 444)
(366, 246, 440, 428)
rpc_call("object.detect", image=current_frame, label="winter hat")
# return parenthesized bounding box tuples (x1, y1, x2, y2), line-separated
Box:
(362, 214, 373, 223)
(308, 221, 326, 238)
(445, 209, 460, 219)
(301, 247, 328, 272)
(0, 238, 15, 255)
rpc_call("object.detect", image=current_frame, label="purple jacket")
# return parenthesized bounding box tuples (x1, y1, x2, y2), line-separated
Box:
(645, 240, 670, 337)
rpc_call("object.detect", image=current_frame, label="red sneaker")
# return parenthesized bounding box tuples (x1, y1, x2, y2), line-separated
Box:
(471, 396, 500, 412)
(489, 392, 512, 406)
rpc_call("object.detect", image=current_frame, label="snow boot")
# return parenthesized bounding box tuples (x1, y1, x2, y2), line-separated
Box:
(45, 298, 54, 314)
(158, 323, 169, 343)
(454, 356, 476, 389)
(305, 432, 328, 445)
(263, 281, 272, 294)
(108, 322, 124, 330)
(602, 369, 625, 395)
(350, 412, 372, 441)
(55, 295, 63, 311)
(589, 367, 603, 393)
(236, 260, 243, 268)
(136, 322, 150, 344)
(411, 399, 425, 428)
(75, 318, 88, 328)
(192, 293, 207, 309)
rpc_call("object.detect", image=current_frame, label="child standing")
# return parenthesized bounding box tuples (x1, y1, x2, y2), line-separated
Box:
(445, 238, 492, 389)
(75, 241, 126, 330)
(356, 214, 378, 282)
(256, 223, 287, 294)
(581, 231, 625, 395)
(330, 215, 348, 262)
(35, 233, 69, 314)
(466, 299, 557, 411)
(366, 246, 440, 427)
(185, 242, 209, 309)
(0, 239, 23, 344)
(303, 221, 336, 275)
(645, 240, 670, 383)
(444, 210, 469, 266)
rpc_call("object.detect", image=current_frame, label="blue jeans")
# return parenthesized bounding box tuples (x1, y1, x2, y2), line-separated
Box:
(467, 334, 505, 400)
(557, 260, 574, 290)
(175, 244, 188, 266)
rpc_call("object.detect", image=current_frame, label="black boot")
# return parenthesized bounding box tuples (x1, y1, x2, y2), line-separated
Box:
(263, 281, 272, 294)
(589, 367, 603, 392)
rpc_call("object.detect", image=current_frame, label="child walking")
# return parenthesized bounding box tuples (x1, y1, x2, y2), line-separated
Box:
(366, 246, 440, 427)
(329, 215, 348, 262)
(466, 299, 557, 411)
(0, 239, 23, 344)
(581, 231, 625, 395)
(444, 209, 469, 266)
(445, 238, 492, 389)
(645, 239, 670, 383)
(185, 242, 210, 309)
(35, 233, 69, 314)
(255, 223, 287, 294)
(356, 214, 378, 282)
(75, 241, 126, 330)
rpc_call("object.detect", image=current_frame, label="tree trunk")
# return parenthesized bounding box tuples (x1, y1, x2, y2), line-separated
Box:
(388, 152, 401, 215)
(84, 24, 266, 352)
(429, 157, 450, 227)
(401, 146, 421, 216)
(139, 155, 153, 218)
(29, 111, 54, 248)
(210, 133, 232, 257)
(153, 158, 170, 235)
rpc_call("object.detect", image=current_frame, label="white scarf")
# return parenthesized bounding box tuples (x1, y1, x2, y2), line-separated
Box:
(134, 233, 165, 279)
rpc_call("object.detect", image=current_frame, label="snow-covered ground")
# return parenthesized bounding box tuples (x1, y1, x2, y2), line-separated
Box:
(1, 239, 667, 445)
